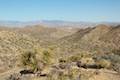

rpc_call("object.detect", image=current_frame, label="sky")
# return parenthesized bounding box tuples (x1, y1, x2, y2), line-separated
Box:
(0, 0, 120, 22)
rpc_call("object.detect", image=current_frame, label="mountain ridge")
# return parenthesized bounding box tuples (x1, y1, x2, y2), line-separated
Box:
(0, 20, 119, 28)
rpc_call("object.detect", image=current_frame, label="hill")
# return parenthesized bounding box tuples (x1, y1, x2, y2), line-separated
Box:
(55, 24, 120, 55)
(0, 30, 40, 73)
(0, 24, 120, 80)
(15, 25, 79, 46)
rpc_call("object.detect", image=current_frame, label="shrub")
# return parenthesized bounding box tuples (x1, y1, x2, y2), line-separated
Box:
(68, 55, 81, 62)
(112, 49, 120, 55)
(67, 54, 82, 62)
(67, 52, 92, 62)
(6, 73, 21, 80)
(97, 59, 111, 68)
(42, 50, 52, 65)
(94, 54, 120, 73)
(21, 50, 38, 72)
(112, 63, 120, 74)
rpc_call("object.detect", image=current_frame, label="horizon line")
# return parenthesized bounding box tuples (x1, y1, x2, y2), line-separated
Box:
(0, 20, 120, 23)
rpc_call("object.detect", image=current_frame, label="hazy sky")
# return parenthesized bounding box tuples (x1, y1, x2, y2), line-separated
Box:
(0, 0, 120, 22)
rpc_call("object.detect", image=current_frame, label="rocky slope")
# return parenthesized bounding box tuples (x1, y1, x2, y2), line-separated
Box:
(0, 30, 40, 73)
(0, 24, 120, 80)
(15, 25, 79, 46)
(55, 24, 120, 55)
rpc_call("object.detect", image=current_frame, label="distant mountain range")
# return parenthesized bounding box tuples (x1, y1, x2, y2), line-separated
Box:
(0, 20, 119, 28)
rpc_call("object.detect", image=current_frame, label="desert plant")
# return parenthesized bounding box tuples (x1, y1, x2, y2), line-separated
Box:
(112, 63, 120, 74)
(94, 54, 120, 73)
(112, 49, 120, 55)
(68, 68, 80, 80)
(59, 58, 66, 63)
(21, 50, 38, 72)
(6, 73, 21, 80)
(67, 54, 83, 62)
(58, 73, 67, 80)
(42, 50, 52, 65)
(68, 55, 81, 62)
(97, 59, 111, 68)
(67, 52, 92, 63)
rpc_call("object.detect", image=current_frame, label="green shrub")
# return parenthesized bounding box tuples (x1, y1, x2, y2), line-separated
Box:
(67, 53, 83, 62)
(21, 50, 38, 72)
(68, 55, 81, 62)
(42, 50, 52, 65)
(67, 52, 92, 62)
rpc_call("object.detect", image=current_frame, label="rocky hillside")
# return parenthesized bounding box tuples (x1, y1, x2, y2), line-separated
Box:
(15, 25, 79, 46)
(0, 30, 41, 73)
(55, 24, 120, 55)
(0, 24, 120, 80)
